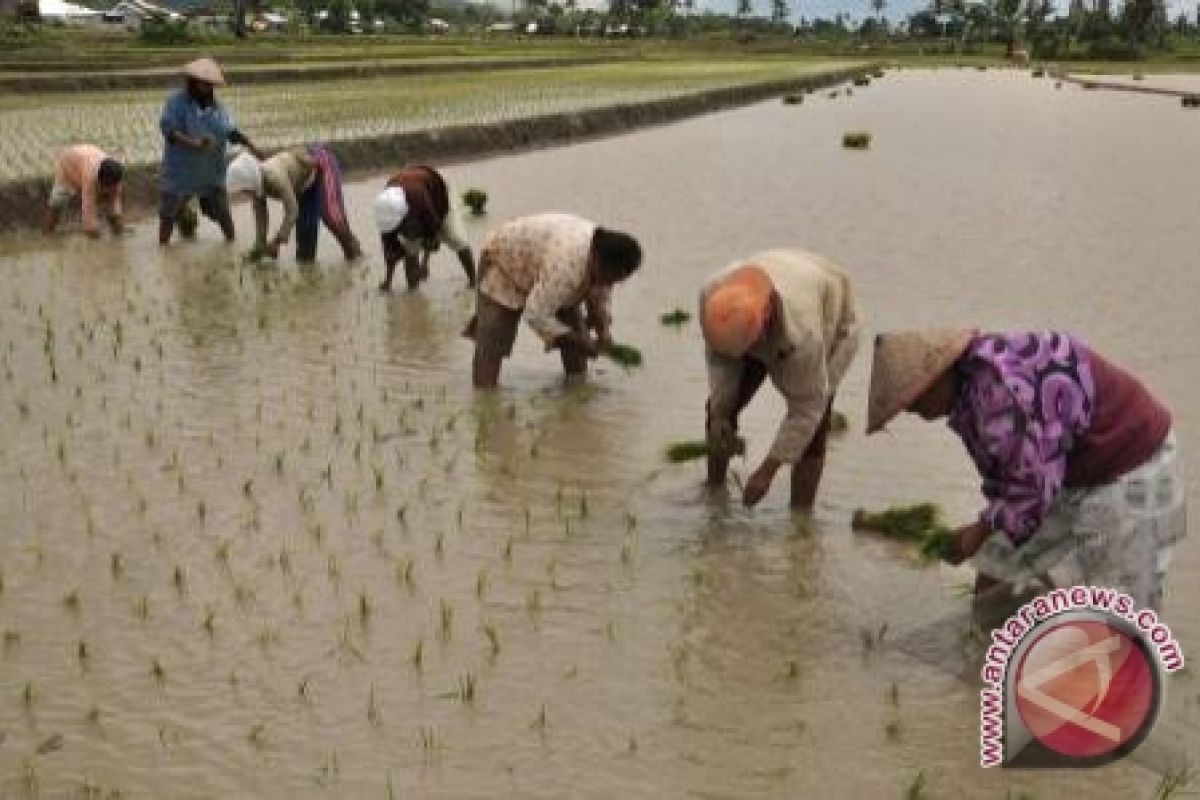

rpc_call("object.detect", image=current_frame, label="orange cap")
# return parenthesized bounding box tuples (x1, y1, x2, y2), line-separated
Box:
(702, 265, 773, 357)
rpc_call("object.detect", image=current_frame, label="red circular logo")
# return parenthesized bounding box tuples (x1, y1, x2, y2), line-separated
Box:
(1014, 618, 1159, 760)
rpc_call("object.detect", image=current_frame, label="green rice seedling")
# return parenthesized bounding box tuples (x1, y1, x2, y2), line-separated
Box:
(852, 503, 954, 561)
(905, 769, 928, 800)
(842, 131, 872, 149)
(359, 591, 372, 624)
(22, 681, 35, 706)
(247, 724, 266, 748)
(1152, 768, 1199, 800)
(604, 343, 643, 369)
(457, 672, 476, 703)
(531, 703, 547, 732)
(372, 464, 385, 492)
(1183, 95, 1200, 108)
(660, 308, 693, 326)
(462, 189, 488, 216)
(888, 681, 900, 707)
(412, 639, 425, 671)
(64, 588, 81, 614)
(483, 624, 501, 658)
(133, 595, 150, 621)
(885, 715, 902, 740)
(4, 629, 20, 651)
(830, 410, 849, 433)
(781, 93, 804, 105)
(78, 639, 90, 666)
(502, 535, 514, 562)
(298, 677, 311, 702)
(527, 588, 542, 616)
(440, 599, 453, 641)
(151, 658, 166, 684)
(434, 532, 444, 558)
(476, 568, 490, 599)
(853, 75, 870, 86)
(664, 440, 711, 463)
(23, 760, 38, 795)
(86, 705, 101, 725)
(202, 608, 215, 636)
(784, 659, 800, 680)
(367, 684, 382, 725)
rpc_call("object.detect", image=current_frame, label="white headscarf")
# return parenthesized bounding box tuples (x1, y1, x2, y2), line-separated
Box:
(226, 152, 263, 197)
(373, 187, 409, 235)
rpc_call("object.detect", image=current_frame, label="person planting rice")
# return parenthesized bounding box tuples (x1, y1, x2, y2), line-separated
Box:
(226, 147, 362, 263)
(373, 166, 476, 291)
(158, 58, 262, 246)
(43, 144, 124, 237)
(866, 329, 1186, 610)
(700, 250, 861, 508)
(463, 213, 641, 388)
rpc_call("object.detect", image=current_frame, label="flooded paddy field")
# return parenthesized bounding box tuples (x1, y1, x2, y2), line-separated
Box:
(1, 69, 1198, 798)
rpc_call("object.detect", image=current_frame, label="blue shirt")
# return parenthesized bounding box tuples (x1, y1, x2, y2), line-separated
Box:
(159, 88, 237, 194)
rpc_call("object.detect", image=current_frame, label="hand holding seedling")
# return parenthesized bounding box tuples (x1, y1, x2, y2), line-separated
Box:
(944, 521, 991, 565)
(743, 457, 782, 507)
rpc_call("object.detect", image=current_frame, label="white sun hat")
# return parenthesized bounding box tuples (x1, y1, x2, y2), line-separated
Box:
(373, 187, 409, 234)
(225, 152, 263, 197)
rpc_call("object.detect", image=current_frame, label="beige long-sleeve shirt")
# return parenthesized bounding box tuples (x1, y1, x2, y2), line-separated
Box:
(700, 249, 862, 464)
(477, 213, 612, 345)
(52, 144, 123, 233)
(253, 148, 316, 246)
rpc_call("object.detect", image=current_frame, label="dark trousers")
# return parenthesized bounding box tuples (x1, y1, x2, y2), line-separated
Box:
(296, 145, 361, 262)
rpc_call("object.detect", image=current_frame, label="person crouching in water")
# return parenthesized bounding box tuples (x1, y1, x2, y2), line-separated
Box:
(866, 329, 1186, 611)
(226, 146, 362, 262)
(464, 213, 641, 388)
(44, 144, 125, 237)
(700, 250, 861, 508)
(373, 166, 476, 292)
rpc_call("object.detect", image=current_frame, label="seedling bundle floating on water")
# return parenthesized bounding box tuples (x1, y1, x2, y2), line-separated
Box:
(852, 502, 955, 560)
(842, 132, 872, 150)
(782, 93, 804, 105)
(852, 76, 871, 87)
(1182, 96, 1200, 109)
(663, 436, 744, 463)
(462, 189, 488, 216)
(659, 308, 691, 326)
(603, 342, 642, 368)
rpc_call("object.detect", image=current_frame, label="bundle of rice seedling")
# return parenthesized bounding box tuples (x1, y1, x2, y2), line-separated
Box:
(462, 188, 488, 215)
(604, 342, 643, 368)
(665, 440, 710, 463)
(852, 503, 955, 561)
(871, 67, 885, 78)
(176, 200, 198, 238)
(660, 308, 691, 326)
(830, 410, 849, 433)
(842, 132, 872, 150)
(853, 76, 870, 87)
(1031, 67, 1045, 78)
(782, 93, 804, 105)
(664, 436, 745, 463)
(1182, 95, 1200, 108)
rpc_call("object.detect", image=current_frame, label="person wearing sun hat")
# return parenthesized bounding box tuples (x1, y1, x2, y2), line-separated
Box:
(227, 145, 361, 263)
(158, 57, 263, 245)
(373, 165, 475, 292)
(700, 249, 861, 508)
(866, 329, 1185, 610)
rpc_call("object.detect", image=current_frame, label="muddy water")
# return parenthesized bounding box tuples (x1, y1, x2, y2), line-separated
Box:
(1, 69, 1198, 798)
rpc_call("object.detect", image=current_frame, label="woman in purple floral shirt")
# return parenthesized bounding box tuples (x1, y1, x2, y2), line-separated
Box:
(866, 329, 1185, 610)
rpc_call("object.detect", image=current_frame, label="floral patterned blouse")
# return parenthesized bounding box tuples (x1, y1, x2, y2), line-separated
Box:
(949, 332, 1096, 545)
(477, 213, 611, 345)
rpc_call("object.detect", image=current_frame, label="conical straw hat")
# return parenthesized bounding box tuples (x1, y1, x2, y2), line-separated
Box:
(182, 57, 226, 86)
(866, 328, 976, 434)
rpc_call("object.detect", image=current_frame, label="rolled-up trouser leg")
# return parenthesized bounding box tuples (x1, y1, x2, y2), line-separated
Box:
(705, 357, 768, 484)
(790, 398, 833, 508)
(198, 189, 233, 241)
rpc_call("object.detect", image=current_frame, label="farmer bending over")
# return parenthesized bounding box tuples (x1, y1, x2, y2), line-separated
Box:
(158, 58, 262, 245)
(374, 166, 475, 291)
(463, 213, 641, 388)
(701, 250, 861, 508)
(226, 146, 362, 262)
(866, 329, 1186, 610)
(44, 144, 124, 237)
